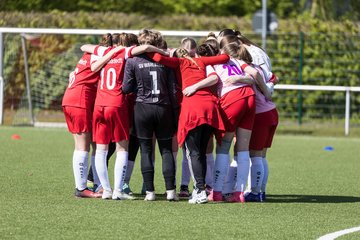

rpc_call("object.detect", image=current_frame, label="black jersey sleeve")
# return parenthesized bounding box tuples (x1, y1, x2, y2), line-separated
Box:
(122, 58, 137, 94)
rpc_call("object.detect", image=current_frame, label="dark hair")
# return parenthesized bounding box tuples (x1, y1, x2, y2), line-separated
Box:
(196, 43, 217, 57)
(218, 29, 241, 38)
(180, 37, 197, 51)
(157, 38, 168, 50)
(126, 33, 139, 46)
(204, 39, 219, 55)
(218, 28, 264, 50)
(99, 33, 113, 47)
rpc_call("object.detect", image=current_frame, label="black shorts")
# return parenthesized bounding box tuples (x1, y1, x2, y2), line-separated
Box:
(134, 102, 175, 140)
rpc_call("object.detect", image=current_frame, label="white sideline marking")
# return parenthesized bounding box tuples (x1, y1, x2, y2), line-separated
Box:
(318, 226, 360, 240)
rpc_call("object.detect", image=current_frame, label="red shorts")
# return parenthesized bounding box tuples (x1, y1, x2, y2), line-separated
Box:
(63, 106, 92, 133)
(220, 89, 256, 132)
(92, 105, 129, 144)
(249, 108, 278, 150)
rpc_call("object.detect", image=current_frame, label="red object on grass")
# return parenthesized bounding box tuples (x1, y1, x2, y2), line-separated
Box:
(11, 134, 21, 140)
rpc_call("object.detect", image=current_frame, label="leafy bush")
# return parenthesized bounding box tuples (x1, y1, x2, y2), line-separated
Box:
(1, 11, 360, 120)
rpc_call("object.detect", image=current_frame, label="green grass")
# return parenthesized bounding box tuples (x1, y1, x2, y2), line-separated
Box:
(1, 127, 360, 239)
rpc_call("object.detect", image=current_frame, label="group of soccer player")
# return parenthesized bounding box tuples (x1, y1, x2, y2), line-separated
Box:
(62, 28, 279, 204)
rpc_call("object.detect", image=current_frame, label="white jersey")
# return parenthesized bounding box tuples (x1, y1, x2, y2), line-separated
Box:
(245, 45, 273, 82)
(213, 57, 250, 97)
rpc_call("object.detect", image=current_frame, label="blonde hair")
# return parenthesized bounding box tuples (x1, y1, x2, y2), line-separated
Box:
(174, 48, 200, 69)
(112, 33, 128, 46)
(222, 42, 253, 64)
(138, 28, 163, 46)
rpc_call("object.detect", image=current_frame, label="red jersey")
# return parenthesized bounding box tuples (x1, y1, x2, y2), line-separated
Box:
(62, 46, 110, 109)
(151, 53, 229, 94)
(150, 53, 229, 146)
(94, 47, 134, 107)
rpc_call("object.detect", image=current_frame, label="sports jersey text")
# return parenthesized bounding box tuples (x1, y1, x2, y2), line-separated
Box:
(108, 58, 123, 64)
(223, 64, 244, 76)
(138, 62, 163, 68)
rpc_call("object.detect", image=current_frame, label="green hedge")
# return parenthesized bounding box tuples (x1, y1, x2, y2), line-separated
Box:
(1, 11, 360, 121)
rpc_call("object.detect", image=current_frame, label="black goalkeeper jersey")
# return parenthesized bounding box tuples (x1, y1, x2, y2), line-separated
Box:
(123, 54, 178, 106)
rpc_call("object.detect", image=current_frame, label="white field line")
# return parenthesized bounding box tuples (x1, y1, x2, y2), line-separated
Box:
(317, 226, 360, 240)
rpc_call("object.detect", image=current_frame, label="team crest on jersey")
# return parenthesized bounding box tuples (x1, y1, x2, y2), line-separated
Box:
(78, 59, 87, 66)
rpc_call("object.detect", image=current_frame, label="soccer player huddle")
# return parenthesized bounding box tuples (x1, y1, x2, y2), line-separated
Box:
(62, 28, 279, 204)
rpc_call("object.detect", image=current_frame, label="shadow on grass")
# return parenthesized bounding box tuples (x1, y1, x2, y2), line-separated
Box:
(132, 193, 191, 201)
(266, 194, 360, 203)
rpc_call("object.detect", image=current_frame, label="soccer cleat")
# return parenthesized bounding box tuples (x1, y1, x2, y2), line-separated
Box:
(74, 188, 101, 198)
(166, 189, 179, 201)
(244, 192, 263, 202)
(112, 189, 136, 200)
(122, 183, 133, 195)
(226, 191, 245, 203)
(188, 189, 208, 204)
(102, 189, 113, 200)
(260, 192, 266, 201)
(179, 185, 190, 198)
(208, 190, 222, 202)
(144, 191, 156, 201)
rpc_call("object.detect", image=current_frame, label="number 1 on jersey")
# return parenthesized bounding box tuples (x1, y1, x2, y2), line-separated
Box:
(150, 71, 160, 94)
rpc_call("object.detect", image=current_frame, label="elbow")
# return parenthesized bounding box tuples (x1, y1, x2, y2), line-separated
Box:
(91, 65, 99, 72)
(211, 76, 219, 85)
(122, 86, 131, 94)
(253, 73, 262, 83)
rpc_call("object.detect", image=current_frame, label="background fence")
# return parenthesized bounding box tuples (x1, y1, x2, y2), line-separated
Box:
(1, 28, 360, 135)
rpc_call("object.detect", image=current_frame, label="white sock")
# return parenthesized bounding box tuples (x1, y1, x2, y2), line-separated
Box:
(124, 160, 135, 184)
(222, 159, 237, 194)
(261, 157, 269, 192)
(245, 160, 252, 192)
(91, 155, 100, 186)
(114, 151, 128, 191)
(205, 153, 215, 188)
(236, 151, 250, 192)
(213, 153, 229, 191)
(250, 157, 264, 194)
(73, 150, 89, 191)
(95, 149, 111, 191)
(181, 148, 191, 186)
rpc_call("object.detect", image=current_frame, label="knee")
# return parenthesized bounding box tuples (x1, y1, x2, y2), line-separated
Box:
(216, 138, 232, 154)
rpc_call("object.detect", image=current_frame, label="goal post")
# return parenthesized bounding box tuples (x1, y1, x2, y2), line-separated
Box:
(1, 27, 360, 135)
(0, 27, 215, 127)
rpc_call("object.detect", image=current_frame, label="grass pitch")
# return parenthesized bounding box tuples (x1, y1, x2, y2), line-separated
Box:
(1, 126, 360, 239)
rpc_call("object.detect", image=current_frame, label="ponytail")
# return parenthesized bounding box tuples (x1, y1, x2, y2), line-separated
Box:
(100, 33, 113, 47)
